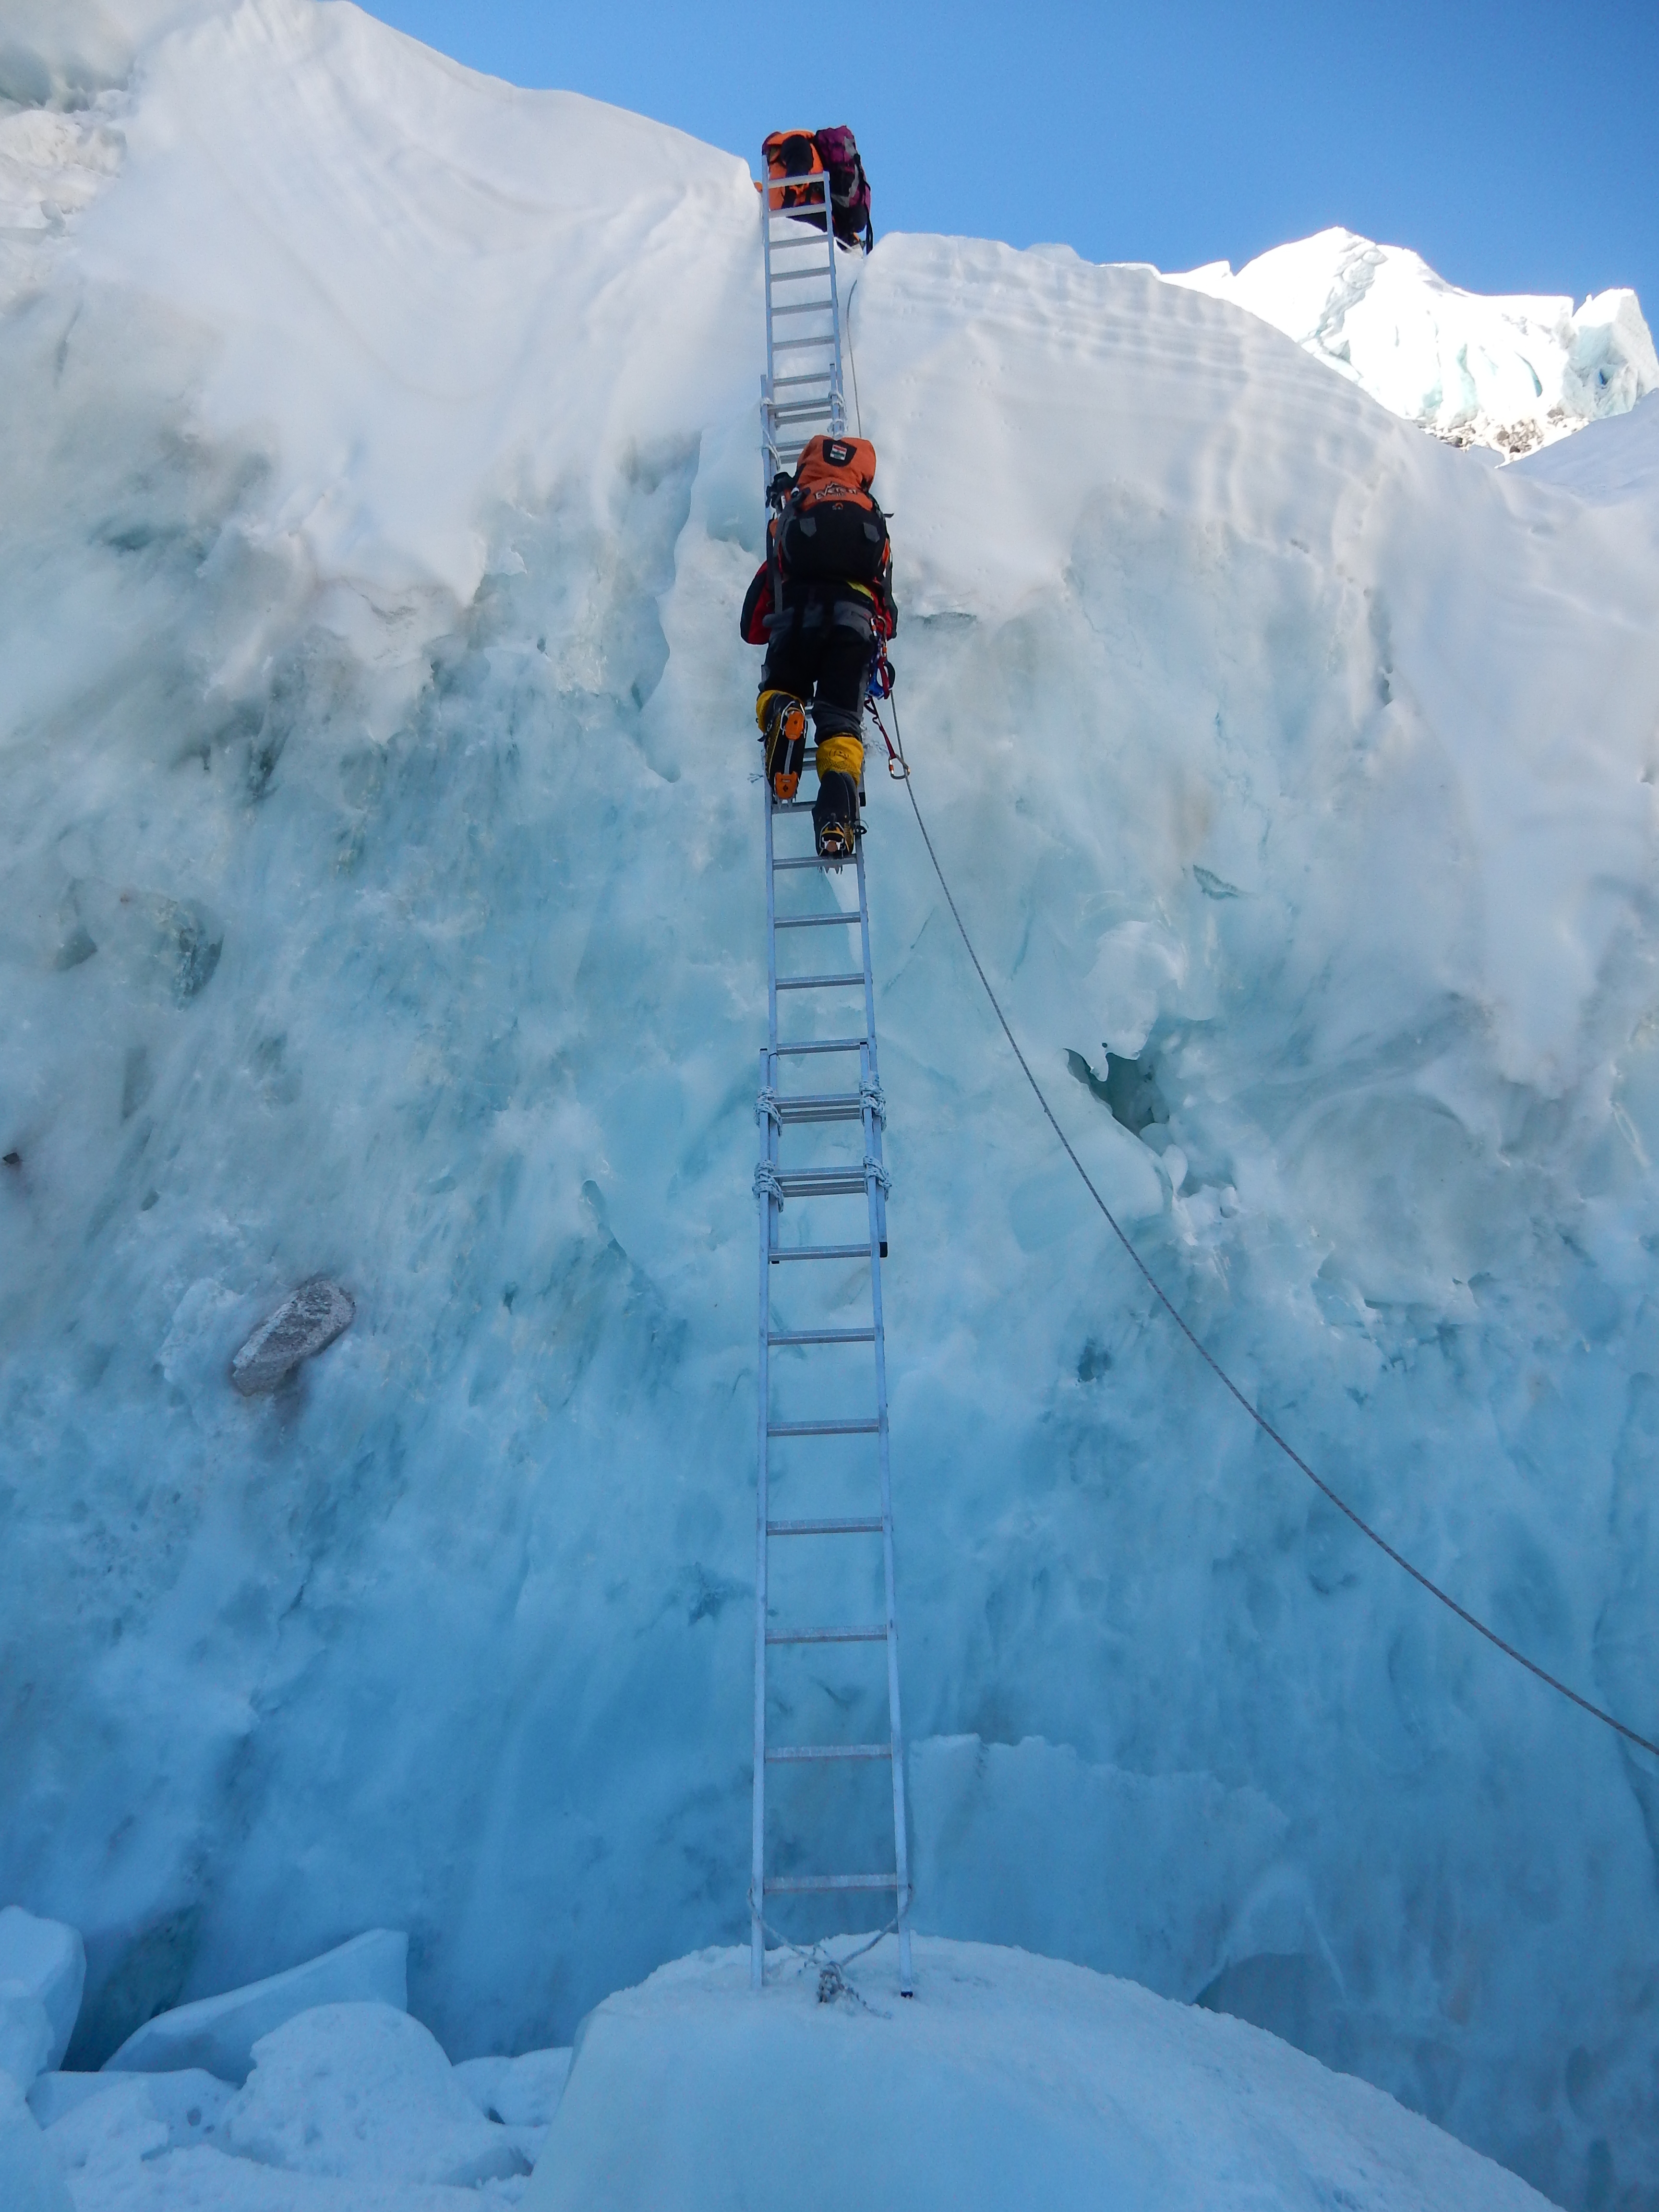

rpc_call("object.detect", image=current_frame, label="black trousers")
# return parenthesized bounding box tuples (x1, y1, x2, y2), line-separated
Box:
(760, 582, 876, 739)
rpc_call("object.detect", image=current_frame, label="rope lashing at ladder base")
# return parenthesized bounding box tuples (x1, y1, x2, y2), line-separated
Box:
(866, 674, 1659, 1766)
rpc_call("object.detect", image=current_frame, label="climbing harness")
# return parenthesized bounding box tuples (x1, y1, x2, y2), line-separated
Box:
(883, 684, 1659, 1765)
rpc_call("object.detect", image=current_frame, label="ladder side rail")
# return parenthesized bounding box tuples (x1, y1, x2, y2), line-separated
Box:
(765, 770, 781, 1049)
(751, 1038, 777, 1988)
(854, 834, 887, 1249)
(824, 198, 846, 435)
(863, 1037, 914, 1993)
(759, 181, 778, 495)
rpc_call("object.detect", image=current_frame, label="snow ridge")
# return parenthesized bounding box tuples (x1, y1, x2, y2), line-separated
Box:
(1173, 224, 1658, 456)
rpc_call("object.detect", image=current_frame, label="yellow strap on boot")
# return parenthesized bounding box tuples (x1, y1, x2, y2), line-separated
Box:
(816, 731, 865, 781)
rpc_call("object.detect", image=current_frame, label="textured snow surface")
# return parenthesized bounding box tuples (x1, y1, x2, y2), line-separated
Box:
(525, 1937, 1552, 2212)
(215, 2002, 527, 2186)
(0, 2074, 76, 2212)
(1172, 226, 1657, 456)
(2, 4, 1659, 2210)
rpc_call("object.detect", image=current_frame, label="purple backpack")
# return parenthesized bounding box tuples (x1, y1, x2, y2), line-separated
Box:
(813, 126, 873, 252)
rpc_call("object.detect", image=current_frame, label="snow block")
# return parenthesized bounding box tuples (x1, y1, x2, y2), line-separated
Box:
(523, 1938, 1551, 2212)
(0, 1983, 53, 2091)
(24, 2073, 110, 2130)
(455, 2046, 572, 2126)
(220, 2001, 527, 2186)
(37, 2076, 168, 2188)
(103, 1929, 407, 2082)
(0, 1911, 85, 2072)
(230, 1276, 355, 1395)
(0, 2076, 74, 2212)
(34, 2066, 231, 2153)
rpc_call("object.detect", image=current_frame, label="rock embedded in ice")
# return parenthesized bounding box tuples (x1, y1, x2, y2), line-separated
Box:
(229, 1276, 356, 1395)
(0, 1910, 85, 2073)
(104, 1928, 407, 2082)
(0, 1982, 53, 2091)
(220, 2000, 529, 2186)
(0, 2075, 73, 2212)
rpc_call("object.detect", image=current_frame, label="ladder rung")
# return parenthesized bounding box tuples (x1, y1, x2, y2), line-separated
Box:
(771, 301, 839, 321)
(769, 1245, 871, 1263)
(774, 854, 857, 871)
(768, 1418, 879, 1437)
(769, 800, 816, 813)
(772, 1037, 868, 1054)
(766, 1743, 891, 1762)
(772, 400, 836, 420)
(769, 1327, 876, 1346)
(773, 1094, 865, 1122)
(768, 1516, 884, 1535)
(772, 372, 836, 389)
(771, 336, 838, 353)
(772, 913, 858, 928)
(766, 1624, 887, 1644)
(769, 267, 834, 286)
(764, 1874, 899, 1894)
(772, 1172, 869, 1198)
(776, 973, 865, 991)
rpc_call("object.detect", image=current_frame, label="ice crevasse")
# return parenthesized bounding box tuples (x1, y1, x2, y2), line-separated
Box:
(2, 3, 1659, 2209)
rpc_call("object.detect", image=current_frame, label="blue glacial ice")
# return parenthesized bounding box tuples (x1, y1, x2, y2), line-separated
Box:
(2, 5, 1659, 2208)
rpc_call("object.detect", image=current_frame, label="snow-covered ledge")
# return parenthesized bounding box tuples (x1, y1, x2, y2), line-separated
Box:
(523, 1938, 1550, 2212)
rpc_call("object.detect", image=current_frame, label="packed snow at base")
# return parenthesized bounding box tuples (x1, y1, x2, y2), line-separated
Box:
(0, 1909, 1553, 2212)
(3, 2, 1659, 2210)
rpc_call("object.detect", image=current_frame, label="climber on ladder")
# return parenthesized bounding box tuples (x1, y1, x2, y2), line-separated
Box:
(741, 433, 896, 859)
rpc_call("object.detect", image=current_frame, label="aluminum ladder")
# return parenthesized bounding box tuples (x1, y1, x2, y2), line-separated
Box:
(759, 163, 850, 486)
(750, 776, 913, 1993)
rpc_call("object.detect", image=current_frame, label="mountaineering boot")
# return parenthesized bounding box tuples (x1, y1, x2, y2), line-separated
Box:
(813, 769, 861, 859)
(757, 689, 807, 802)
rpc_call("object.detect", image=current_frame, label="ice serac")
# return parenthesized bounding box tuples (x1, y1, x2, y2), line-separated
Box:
(1170, 225, 1658, 455)
(3, 2, 1659, 2209)
(524, 1939, 1551, 2212)
(0, 1909, 87, 2072)
(103, 1931, 407, 2081)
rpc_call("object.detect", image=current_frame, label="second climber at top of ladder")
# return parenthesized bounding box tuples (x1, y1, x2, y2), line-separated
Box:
(740, 434, 897, 861)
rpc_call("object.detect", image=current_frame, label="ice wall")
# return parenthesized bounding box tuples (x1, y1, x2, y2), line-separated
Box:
(3, 6, 1659, 2209)
(1173, 226, 1659, 457)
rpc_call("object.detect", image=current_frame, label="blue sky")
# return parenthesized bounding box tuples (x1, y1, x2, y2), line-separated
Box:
(360, 1, 1659, 313)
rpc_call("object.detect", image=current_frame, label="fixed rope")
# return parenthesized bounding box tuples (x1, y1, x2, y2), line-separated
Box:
(838, 282, 1655, 1763)
(883, 691, 1659, 1765)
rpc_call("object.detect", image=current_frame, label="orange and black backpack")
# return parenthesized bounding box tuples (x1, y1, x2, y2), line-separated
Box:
(776, 435, 889, 586)
(740, 436, 894, 643)
(761, 130, 826, 226)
